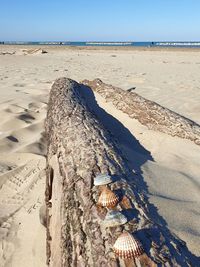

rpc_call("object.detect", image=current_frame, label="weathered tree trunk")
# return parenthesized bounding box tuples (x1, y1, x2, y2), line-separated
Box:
(82, 79, 200, 146)
(45, 77, 199, 267)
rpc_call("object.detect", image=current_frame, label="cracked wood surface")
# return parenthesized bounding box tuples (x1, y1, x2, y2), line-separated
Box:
(45, 77, 199, 267)
(82, 79, 200, 146)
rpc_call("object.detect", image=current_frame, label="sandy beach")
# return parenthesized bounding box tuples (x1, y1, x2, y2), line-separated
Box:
(0, 45, 200, 266)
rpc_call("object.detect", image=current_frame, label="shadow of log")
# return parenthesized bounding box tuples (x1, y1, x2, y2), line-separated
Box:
(45, 77, 200, 267)
(80, 84, 152, 172)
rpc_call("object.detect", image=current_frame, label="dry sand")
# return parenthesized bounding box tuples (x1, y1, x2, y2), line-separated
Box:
(0, 45, 199, 266)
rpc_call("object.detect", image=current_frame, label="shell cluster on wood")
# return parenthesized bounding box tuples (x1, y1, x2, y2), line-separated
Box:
(94, 173, 113, 186)
(98, 187, 119, 208)
(94, 173, 144, 262)
(103, 210, 127, 228)
(113, 231, 143, 259)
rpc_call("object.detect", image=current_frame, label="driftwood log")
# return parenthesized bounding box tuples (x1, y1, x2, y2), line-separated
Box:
(82, 79, 200, 146)
(45, 77, 199, 267)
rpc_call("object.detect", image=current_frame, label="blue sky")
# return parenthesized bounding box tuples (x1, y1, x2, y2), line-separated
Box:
(0, 0, 199, 41)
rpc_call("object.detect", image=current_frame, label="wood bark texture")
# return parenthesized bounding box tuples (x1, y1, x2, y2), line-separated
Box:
(82, 79, 200, 146)
(45, 77, 199, 267)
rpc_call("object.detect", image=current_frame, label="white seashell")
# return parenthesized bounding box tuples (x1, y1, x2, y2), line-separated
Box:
(103, 210, 127, 227)
(94, 173, 113, 186)
(98, 187, 119, 208)
(113, 231, 143, 259)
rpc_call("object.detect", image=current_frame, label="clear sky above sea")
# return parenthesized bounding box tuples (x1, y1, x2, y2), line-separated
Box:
(0, 0, 200, 41)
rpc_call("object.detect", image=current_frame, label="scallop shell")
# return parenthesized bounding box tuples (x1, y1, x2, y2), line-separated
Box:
(113, 231, 143, 259)
(98, 187, 119, 208)
(103, 210, 127, 227)
(94, 174, 113, 186)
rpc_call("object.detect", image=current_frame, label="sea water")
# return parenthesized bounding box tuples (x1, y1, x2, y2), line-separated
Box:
(1, 41, 200, 48)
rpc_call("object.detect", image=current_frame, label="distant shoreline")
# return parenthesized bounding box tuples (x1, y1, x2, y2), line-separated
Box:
(1, 44, 200, 52)
(1, 41, 200, 48)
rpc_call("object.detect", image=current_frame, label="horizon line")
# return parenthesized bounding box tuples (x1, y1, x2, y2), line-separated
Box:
(1, 40, 200, 43)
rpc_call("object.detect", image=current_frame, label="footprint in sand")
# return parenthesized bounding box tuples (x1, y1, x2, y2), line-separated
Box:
(6, 136, 19, 143)
(0, 163, 15, 174)
(13, 83, 25, 87)
(0, 154, 46, 266)
(4, 104, 26, 114)
(0, 99, 46, 155)
(0, 155, 45, 220)
(17, 113, 35, 123)
(0, 120, 44, 148)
